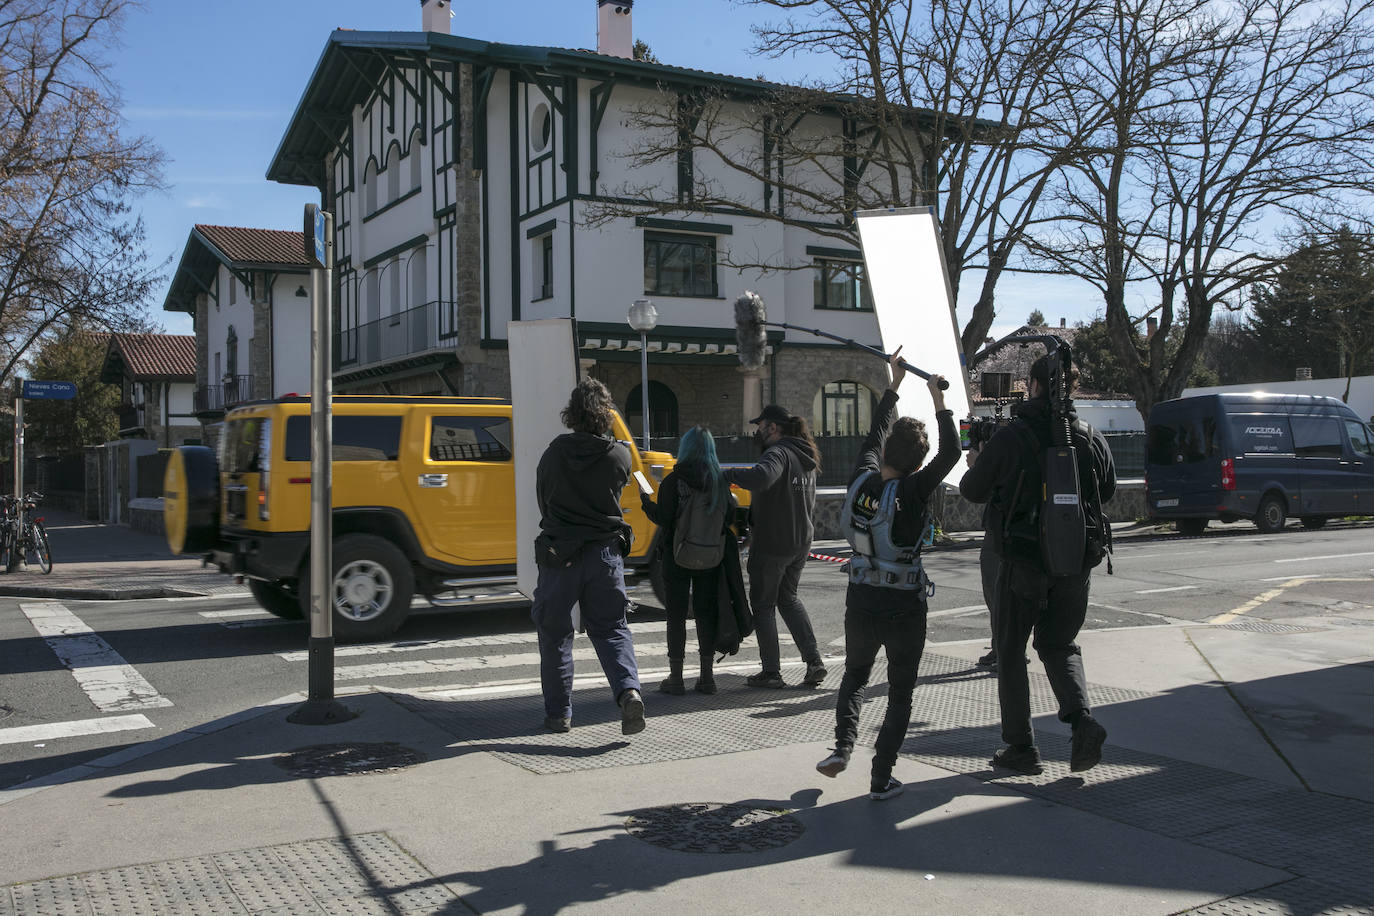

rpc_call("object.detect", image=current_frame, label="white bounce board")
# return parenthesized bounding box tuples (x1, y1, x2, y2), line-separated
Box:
(855, 207, 973, 489)
(509, 318, 581, 603)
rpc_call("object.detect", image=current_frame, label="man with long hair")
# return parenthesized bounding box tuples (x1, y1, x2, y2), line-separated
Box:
(532, 378, 645, 735)
(725, 404, 825, 688)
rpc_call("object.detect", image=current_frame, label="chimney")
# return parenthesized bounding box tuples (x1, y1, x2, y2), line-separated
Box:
(1146, 316, 1158, 338)
(421, 0, 451, 35)
(598, 0, 634, 58)
(1296, 367, 1312, 380)
(1059, 317, 1066, 328)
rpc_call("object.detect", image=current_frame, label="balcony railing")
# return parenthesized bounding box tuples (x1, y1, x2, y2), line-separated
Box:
(195, 375, 255, 413)
(334, 300, 453, 371)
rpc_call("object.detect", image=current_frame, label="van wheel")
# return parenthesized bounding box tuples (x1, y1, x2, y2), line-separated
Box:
(248, 580, 303, 620)
(1255, 494, 1287, 533)
(1176, 518, 1207, 536)
(1300, 516, 1328, 530)
(302, 535, 415, 641)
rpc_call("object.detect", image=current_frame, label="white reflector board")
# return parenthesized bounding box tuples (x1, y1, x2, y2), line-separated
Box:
(856, 207, 973, 488)
(510, 319, 581, 602)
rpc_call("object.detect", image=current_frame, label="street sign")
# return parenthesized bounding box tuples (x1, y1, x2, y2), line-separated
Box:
(21, 380, 76, 400)
(304, 203, 328, 268)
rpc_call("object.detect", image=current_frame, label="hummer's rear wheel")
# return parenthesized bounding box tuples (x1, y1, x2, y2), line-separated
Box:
(302, 534, 414, 641)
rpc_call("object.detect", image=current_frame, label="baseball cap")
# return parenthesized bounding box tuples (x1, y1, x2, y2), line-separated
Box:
(750, 404, 791, 425)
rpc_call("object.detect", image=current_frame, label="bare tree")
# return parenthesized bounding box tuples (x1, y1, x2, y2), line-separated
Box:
(587, 0, 1092, 356)
(1030, 0, 1374, 421)
(0, 0, 164, 389)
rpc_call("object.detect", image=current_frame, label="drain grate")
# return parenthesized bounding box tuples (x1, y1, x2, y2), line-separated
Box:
(274, 742, 426, 778)
(625, 803, 804, 854)
(1218, 621, 1321, 634)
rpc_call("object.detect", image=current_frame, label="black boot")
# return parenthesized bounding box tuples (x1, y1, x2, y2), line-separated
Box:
(695, 651, 716, 694)
(659, 657, 685, 695)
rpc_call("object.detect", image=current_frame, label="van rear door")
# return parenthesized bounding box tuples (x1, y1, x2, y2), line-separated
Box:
(1146, 402, 1223, 516)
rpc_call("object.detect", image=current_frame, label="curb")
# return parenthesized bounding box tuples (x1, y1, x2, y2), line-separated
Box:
(0, 585, 216, 600)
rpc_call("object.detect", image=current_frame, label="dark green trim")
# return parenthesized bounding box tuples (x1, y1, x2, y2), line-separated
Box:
(563, 74, 578, 197)
(509, 70, 521, 322)
(634, 216, 733, 235)
(806, 245, 862, 260)
(525, 218, 557, 239)
(361, 185, 422, 223)
(363, 233, 429, 268)
(567, 195, 576, 319)
(588, 79, 616, 185)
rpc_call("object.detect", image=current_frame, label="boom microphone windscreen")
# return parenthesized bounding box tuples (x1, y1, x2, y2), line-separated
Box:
(734, 291, 768, 370)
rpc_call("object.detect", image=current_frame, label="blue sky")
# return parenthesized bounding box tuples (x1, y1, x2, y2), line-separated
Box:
(112, 0, 1099, 342)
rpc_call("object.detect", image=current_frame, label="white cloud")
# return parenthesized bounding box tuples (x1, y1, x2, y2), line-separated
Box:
(184, 194, 225, 210)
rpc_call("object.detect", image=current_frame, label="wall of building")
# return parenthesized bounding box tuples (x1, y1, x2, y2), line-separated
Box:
(269, 274, 311, 396)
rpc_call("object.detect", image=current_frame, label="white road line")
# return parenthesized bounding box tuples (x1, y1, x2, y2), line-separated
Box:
(0, 715, 155, 747)
(928, 604, 988, 619)
(198, 608, 268, 619)
(1134, 585, 1199, 594)
(1259, 574, 1321, 582)
(337, 639, 709, 681)
(1273, 551, 1374, 564)
(19, 603, 173, 712)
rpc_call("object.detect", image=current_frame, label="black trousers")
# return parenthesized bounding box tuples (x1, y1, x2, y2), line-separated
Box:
(663, 566, 721, 661)
(979, 546, 1000, 647)
(993, 557, 1092, 747)
(834, 603, 927, 780)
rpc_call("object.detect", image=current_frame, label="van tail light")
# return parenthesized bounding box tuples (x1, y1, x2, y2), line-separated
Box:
(1221, 457, 1236, 491)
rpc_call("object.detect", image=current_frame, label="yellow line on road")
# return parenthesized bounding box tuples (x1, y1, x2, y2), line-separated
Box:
(1210, 577, 1374, 625)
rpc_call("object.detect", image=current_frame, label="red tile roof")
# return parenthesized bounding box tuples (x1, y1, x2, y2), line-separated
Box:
(194, 225, 311, 268)
(107, 333, 197, 381)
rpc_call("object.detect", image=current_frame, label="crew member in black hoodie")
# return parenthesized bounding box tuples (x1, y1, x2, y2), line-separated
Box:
(959, 355, 1116, 774)
(725, 404, 825, 689)
(532, 378, 645, 736)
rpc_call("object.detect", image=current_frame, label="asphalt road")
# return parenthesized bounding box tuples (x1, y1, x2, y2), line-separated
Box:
(4, 523, 1373, 792)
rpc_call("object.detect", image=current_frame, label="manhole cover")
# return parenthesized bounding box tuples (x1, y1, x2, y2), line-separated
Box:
(275, 742, 426, 777)
(625, 803, 804, 854)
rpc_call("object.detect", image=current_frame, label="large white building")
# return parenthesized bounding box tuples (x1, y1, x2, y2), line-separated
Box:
(265, 0, 943, 465)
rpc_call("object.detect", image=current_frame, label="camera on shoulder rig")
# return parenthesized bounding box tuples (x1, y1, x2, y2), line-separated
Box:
(960, 405, 1011, 451)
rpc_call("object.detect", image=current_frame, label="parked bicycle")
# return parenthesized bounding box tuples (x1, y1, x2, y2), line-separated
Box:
(1, 492, 52, 574)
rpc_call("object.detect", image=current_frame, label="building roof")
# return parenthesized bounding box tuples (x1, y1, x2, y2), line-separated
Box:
(100, 333, 197, 383)
(163, 225, 311, 315)
(968, 324, 1127, 403)
(267, 29, 979, 188)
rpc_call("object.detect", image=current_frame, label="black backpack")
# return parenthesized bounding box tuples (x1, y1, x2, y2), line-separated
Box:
(672, 479, 727, 570)
(1005, 420, 1113, 576)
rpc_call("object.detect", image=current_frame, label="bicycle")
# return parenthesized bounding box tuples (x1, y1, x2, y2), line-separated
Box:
(1, 492, 51, 574)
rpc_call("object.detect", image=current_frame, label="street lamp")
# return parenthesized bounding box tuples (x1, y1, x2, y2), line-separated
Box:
(626, 298, 658, 451)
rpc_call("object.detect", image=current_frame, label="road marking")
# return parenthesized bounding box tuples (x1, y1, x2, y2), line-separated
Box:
(1210, 581, 1304, 625)
(0, 715, 155, 747)
(1273, 551, 1374, 564)
(198, 608, 267, 619)
(1259, 574, 1321, 582)
(19, 603, 173, 712)
(333, 639, 739, 681)
(928, 604, 988, 619)
(1135, 586, 1199, 594)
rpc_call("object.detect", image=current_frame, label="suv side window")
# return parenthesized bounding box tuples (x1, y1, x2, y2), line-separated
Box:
(1292, 416, 1343, 458)
(1345, 419, 1374, 456)
(430, 416, 512, 462)
(284, 415, 403, 461)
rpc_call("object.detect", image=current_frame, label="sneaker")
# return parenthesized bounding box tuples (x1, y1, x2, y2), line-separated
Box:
(1070, 716, 1108, 772)
(869, 776, 904, 800)
(976, 650, 998, 668)
(990, 745, 1044, 775)
(543, 716, 571, 733)
(746, 671, 786, 689)
(619, 689, 646, 736)
(816, 747, 851, 778)
(694, 677, 717, 695)
(658, 676, 685, 696)
(802, 661, 828, 687)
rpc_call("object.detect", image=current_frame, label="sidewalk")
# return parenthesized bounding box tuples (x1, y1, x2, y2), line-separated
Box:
(2, 514, 1372, 913)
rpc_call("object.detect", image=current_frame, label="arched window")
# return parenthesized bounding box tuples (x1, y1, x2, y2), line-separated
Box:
(625, 381, 679, 444)
(812, 380, 875, 437)
(386, 143, 401, 202)
(364, 159, 378, 213)
(408, 128, 423, 190)
(225, 325, 238, 379)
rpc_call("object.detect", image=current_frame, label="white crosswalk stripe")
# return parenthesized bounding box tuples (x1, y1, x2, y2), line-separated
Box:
(20, 602, 173, 712)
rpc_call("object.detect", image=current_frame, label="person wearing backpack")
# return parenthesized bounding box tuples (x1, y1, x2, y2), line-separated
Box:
(814, 351, 958, 800)
(639, 426, 747, 696)
(959, 354, 1116, 775)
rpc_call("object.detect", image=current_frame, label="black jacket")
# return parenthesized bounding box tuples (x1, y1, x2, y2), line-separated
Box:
(723, 436, 817, 559)
(639, 463, 737, 579)
(959, 396, 1116, 565)
(846, 388, 960, 613)
(536, 432, 633, 551)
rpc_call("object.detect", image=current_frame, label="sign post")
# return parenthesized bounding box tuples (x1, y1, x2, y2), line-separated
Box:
(13, 379, 78, 502)
(288, 203, 354, 725)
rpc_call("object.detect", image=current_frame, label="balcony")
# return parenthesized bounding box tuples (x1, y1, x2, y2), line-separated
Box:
(195, 375, 255, 414)
(334, 300, 454, 372)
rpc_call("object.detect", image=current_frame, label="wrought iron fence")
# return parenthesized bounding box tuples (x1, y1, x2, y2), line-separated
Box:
(335, 300, 449, 370)
(194, 375, 255, 413)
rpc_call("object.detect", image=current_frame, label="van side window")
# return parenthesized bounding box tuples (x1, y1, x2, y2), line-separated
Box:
(430, 416, 513, 462)
(1345, 420, 1374, 456)
(1292, 417, 1343, 458)
(1229, 416, 1293, 455)
(283, 415, 403, 461)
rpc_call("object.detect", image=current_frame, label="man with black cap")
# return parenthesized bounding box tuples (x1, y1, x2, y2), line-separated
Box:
(724, 403, 825, 688)
(959, 353, 1115, 774)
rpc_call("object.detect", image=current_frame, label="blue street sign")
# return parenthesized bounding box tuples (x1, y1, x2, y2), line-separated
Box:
(314, 207, 327, 266)
(303, 203, 329, 268)
(22, 380, 76, 400)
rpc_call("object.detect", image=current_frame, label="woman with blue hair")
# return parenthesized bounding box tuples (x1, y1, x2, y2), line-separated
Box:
(640, 425, 741, 695)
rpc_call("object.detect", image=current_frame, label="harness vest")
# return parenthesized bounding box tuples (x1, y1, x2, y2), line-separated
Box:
(839, 471, 934, 594)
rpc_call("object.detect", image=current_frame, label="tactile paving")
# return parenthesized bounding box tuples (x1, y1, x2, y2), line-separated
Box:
(1181, 877, 1374, 915)
(1, 833, 457, 915)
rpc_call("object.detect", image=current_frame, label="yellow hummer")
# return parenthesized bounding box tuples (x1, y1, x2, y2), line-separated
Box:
(163, 395, 693, 640)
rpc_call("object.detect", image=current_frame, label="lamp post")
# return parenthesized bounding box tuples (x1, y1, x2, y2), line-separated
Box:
(626, 298, 658, 451)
